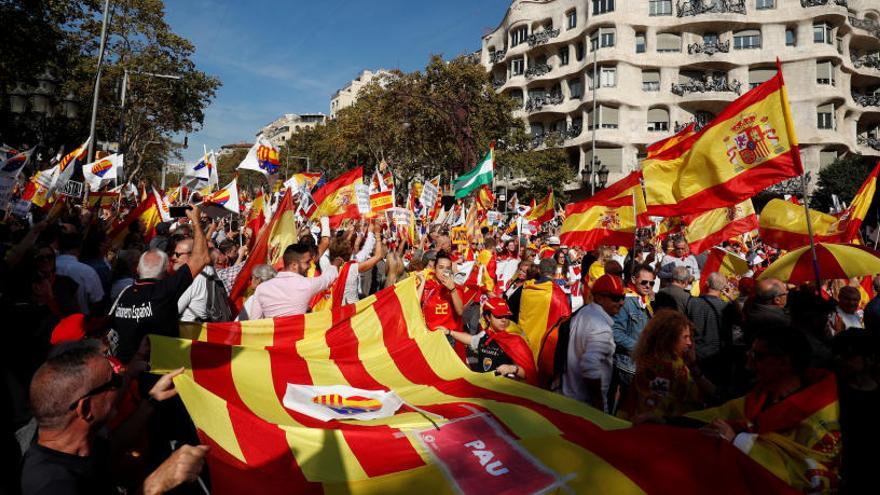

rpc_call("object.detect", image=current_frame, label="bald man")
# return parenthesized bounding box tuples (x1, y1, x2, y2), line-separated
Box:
(744, 278, 791, 342)
(21, 340, 208, 494)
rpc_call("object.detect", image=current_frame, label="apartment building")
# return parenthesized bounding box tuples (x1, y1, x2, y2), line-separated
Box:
(258, 113, 328, 147)
(330, 69, 392, 118)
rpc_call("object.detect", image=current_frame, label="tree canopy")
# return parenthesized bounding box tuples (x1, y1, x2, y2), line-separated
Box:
(811, 154, 877, 213)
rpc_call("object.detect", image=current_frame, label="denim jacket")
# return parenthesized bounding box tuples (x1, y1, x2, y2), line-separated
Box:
(612, 295, 650, 375)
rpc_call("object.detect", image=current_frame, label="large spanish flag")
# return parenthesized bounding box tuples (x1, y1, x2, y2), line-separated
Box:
(643, 67, 802, 217)
(683, 199, 758, 255)
(758, 199, 847, 250)
(311, 167, 363, 226)
(561, 172, 647, 249)
(107, 193, 161, 247)
(842, 160, 880, 242)
(229, 189, 297, 312)
(152, 277, 795, 495)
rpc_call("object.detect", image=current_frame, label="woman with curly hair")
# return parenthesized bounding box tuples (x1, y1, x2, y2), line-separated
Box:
(618, 310, 714, 421)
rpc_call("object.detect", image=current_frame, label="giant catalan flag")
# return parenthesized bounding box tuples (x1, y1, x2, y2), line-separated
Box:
(310, 167, 363, 227)
(152, 278, 794, 495)
(643, 67, 802, 217)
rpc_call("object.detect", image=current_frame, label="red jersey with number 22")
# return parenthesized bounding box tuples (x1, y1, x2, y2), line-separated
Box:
(421, 278, 463, 332)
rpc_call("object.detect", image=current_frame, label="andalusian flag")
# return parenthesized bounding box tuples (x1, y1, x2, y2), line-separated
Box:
(527, 190, 555, 224)
(311, 167, 363, 226)
(682, 199, 758, 255)
(454, 146, 493, 199)
(229, 188, 297, 312)
(643, 67, 802, 217)
(699, 247, 749, 293)
(153, 277, 792, 495)
(841, 160, 880, 242)
(107, 193, 161, 247)
(758, 199, 847, 250)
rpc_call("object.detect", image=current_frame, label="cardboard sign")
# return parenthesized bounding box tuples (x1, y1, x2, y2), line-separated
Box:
(387, 207, 412, 227)
(60, 180, 84, 199)
(451, 226, 468, 245)
(486, 210, 502, 226)
(419, 179, 439, 210)
(355, 183, 371, 215)
(416, 415, 560, 495)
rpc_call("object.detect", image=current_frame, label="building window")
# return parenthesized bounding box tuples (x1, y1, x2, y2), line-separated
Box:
(600, 28, 616, 48)
(511, 57, 525, 76)
(510, 89, 523, 107)
(649, 0, 672, 16)
(568, 78, 583, 99)
(636, 32, 646, 53)
(647, 108, 670, 132)
(600, 67, 616, 87)
(511, 26, 528, 47)
(599, 105, 619, 129)
(592, 0, 614, 15)
(817, 103, 835, 129)
(785, 28, 796, 46)
(642, 70, 660, 91)
(813, 22, 833, 45)
(703, 32, 719, 45)
(656, 33, 682, 52)
(749, 67, 776, 89)
(567, 9, 577, 29)
(756, 0, 774, 9)
(559, 46, 570, 66)
(576, 42, 585, 61)
(816, 61, 835, 86)
(733, 30, 761, 50)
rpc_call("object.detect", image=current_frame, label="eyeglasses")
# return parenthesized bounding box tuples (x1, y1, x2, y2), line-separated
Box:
(171, 251, 192, 258)
(69, 372, 123, 410)
(637, 280, 654, 287)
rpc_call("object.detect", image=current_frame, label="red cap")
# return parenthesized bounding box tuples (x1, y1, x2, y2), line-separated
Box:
(484, 297, 513, 318)
(50, 314, 86, 345)
(592, 274, 625, 297)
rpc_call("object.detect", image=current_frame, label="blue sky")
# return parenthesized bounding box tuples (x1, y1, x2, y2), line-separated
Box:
(165, 0, 511, 163)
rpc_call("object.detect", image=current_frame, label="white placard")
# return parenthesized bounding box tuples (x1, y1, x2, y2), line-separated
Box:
(355, 183, 371, 214)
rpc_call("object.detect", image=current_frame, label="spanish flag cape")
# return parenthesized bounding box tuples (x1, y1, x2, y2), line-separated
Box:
(517, 279, 571, 360)
(483, 322, 538, 386)
(686, 369, 841, 493)
(159, 277, 795, 495)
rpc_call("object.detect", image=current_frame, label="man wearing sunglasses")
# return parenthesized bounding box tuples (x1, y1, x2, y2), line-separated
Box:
(609, 264, 656, 413)
(22, 340, 209, 495)
(564, 274, 626, 413)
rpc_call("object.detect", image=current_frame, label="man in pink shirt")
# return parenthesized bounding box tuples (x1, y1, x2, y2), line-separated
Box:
(249, 243, 343, 318)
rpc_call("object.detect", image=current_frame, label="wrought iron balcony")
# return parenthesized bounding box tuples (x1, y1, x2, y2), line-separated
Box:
(677, 0, 746, 17)
(671, 77, 742, 96)
(489, 50, 507, 64)
(849, 17, 880, 38)
(801, 0, 847, 7)
(852, 53, 880, 70)
(858, 135, 880, 151)
(564, 125, 582, 139)
(527, 28, 560, 47)
(853, 93, 880, 107)
(525, 63, 552, 79)
(525, 93, 564, 111)
(687, 40, 730, 55)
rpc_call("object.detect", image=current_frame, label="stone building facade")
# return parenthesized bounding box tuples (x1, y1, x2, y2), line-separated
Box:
(481, 0, 880, 190)
(258, 113, 328, 147)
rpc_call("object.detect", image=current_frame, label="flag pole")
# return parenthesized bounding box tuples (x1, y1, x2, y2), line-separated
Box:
(801, 171, 822, 291)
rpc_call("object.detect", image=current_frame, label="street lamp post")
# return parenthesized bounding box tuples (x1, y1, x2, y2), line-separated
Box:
(118, 69, 183, 154)
(86, 0, 111, 163)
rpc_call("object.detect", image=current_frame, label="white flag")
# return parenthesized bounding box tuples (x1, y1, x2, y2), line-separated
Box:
(153, 187, 172, 222)
(237, 136, 280, 177)
(82, 153, 123, 192)
(0, 148, 34, 178)
(202, 178, 240, 215)
(282, 384, 404, 422)
(54, 137, 91, 190)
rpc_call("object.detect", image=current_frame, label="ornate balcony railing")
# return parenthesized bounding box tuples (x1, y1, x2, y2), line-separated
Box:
(527, 28, 560, 47)
(525, 63, 552, 79)
(858, 136, 880, 151)
(687, 40, 730, 55)
(849, 17, 880, 38)
(677, 0, 746, 17)
(671, 78, 742, 96)
(801, 0, 847, 7)
(564, 125, 582, 139)
(525, 94, 564, 111)
(853, 93, 880, 107)
(852, 53, 880, 70)
(489, 50, 507, 64)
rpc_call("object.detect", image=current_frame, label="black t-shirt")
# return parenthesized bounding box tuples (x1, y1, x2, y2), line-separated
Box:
(839, 383, 880, 493)
(467, 333, 513, 373)
(112, 266, 193, 362)
(21, 438, 114, 495)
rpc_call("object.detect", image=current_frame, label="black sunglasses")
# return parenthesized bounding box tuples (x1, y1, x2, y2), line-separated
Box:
(69, 372, 123, 410)
(637, 280, 654, 286)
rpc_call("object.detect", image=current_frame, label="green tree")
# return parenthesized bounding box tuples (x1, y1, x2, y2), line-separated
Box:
(811, 154, 876, 212)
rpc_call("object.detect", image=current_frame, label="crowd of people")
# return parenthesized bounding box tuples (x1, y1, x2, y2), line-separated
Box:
(1, 190, 877, 494)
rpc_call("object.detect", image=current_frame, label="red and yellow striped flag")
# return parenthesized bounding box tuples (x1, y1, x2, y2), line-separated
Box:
(842, 160, 880, 242)
(527, 190, 555, 224)
(516, 279, 571, 359)
(758, 199, 847, 250)
(682, 199, 758, 255)
(643, 67, 802, 217)
(153, 277, 796, 495)
(369, 189, 394, 213)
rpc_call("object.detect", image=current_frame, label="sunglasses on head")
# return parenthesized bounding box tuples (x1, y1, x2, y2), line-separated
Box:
(69, 372, 123, 410)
